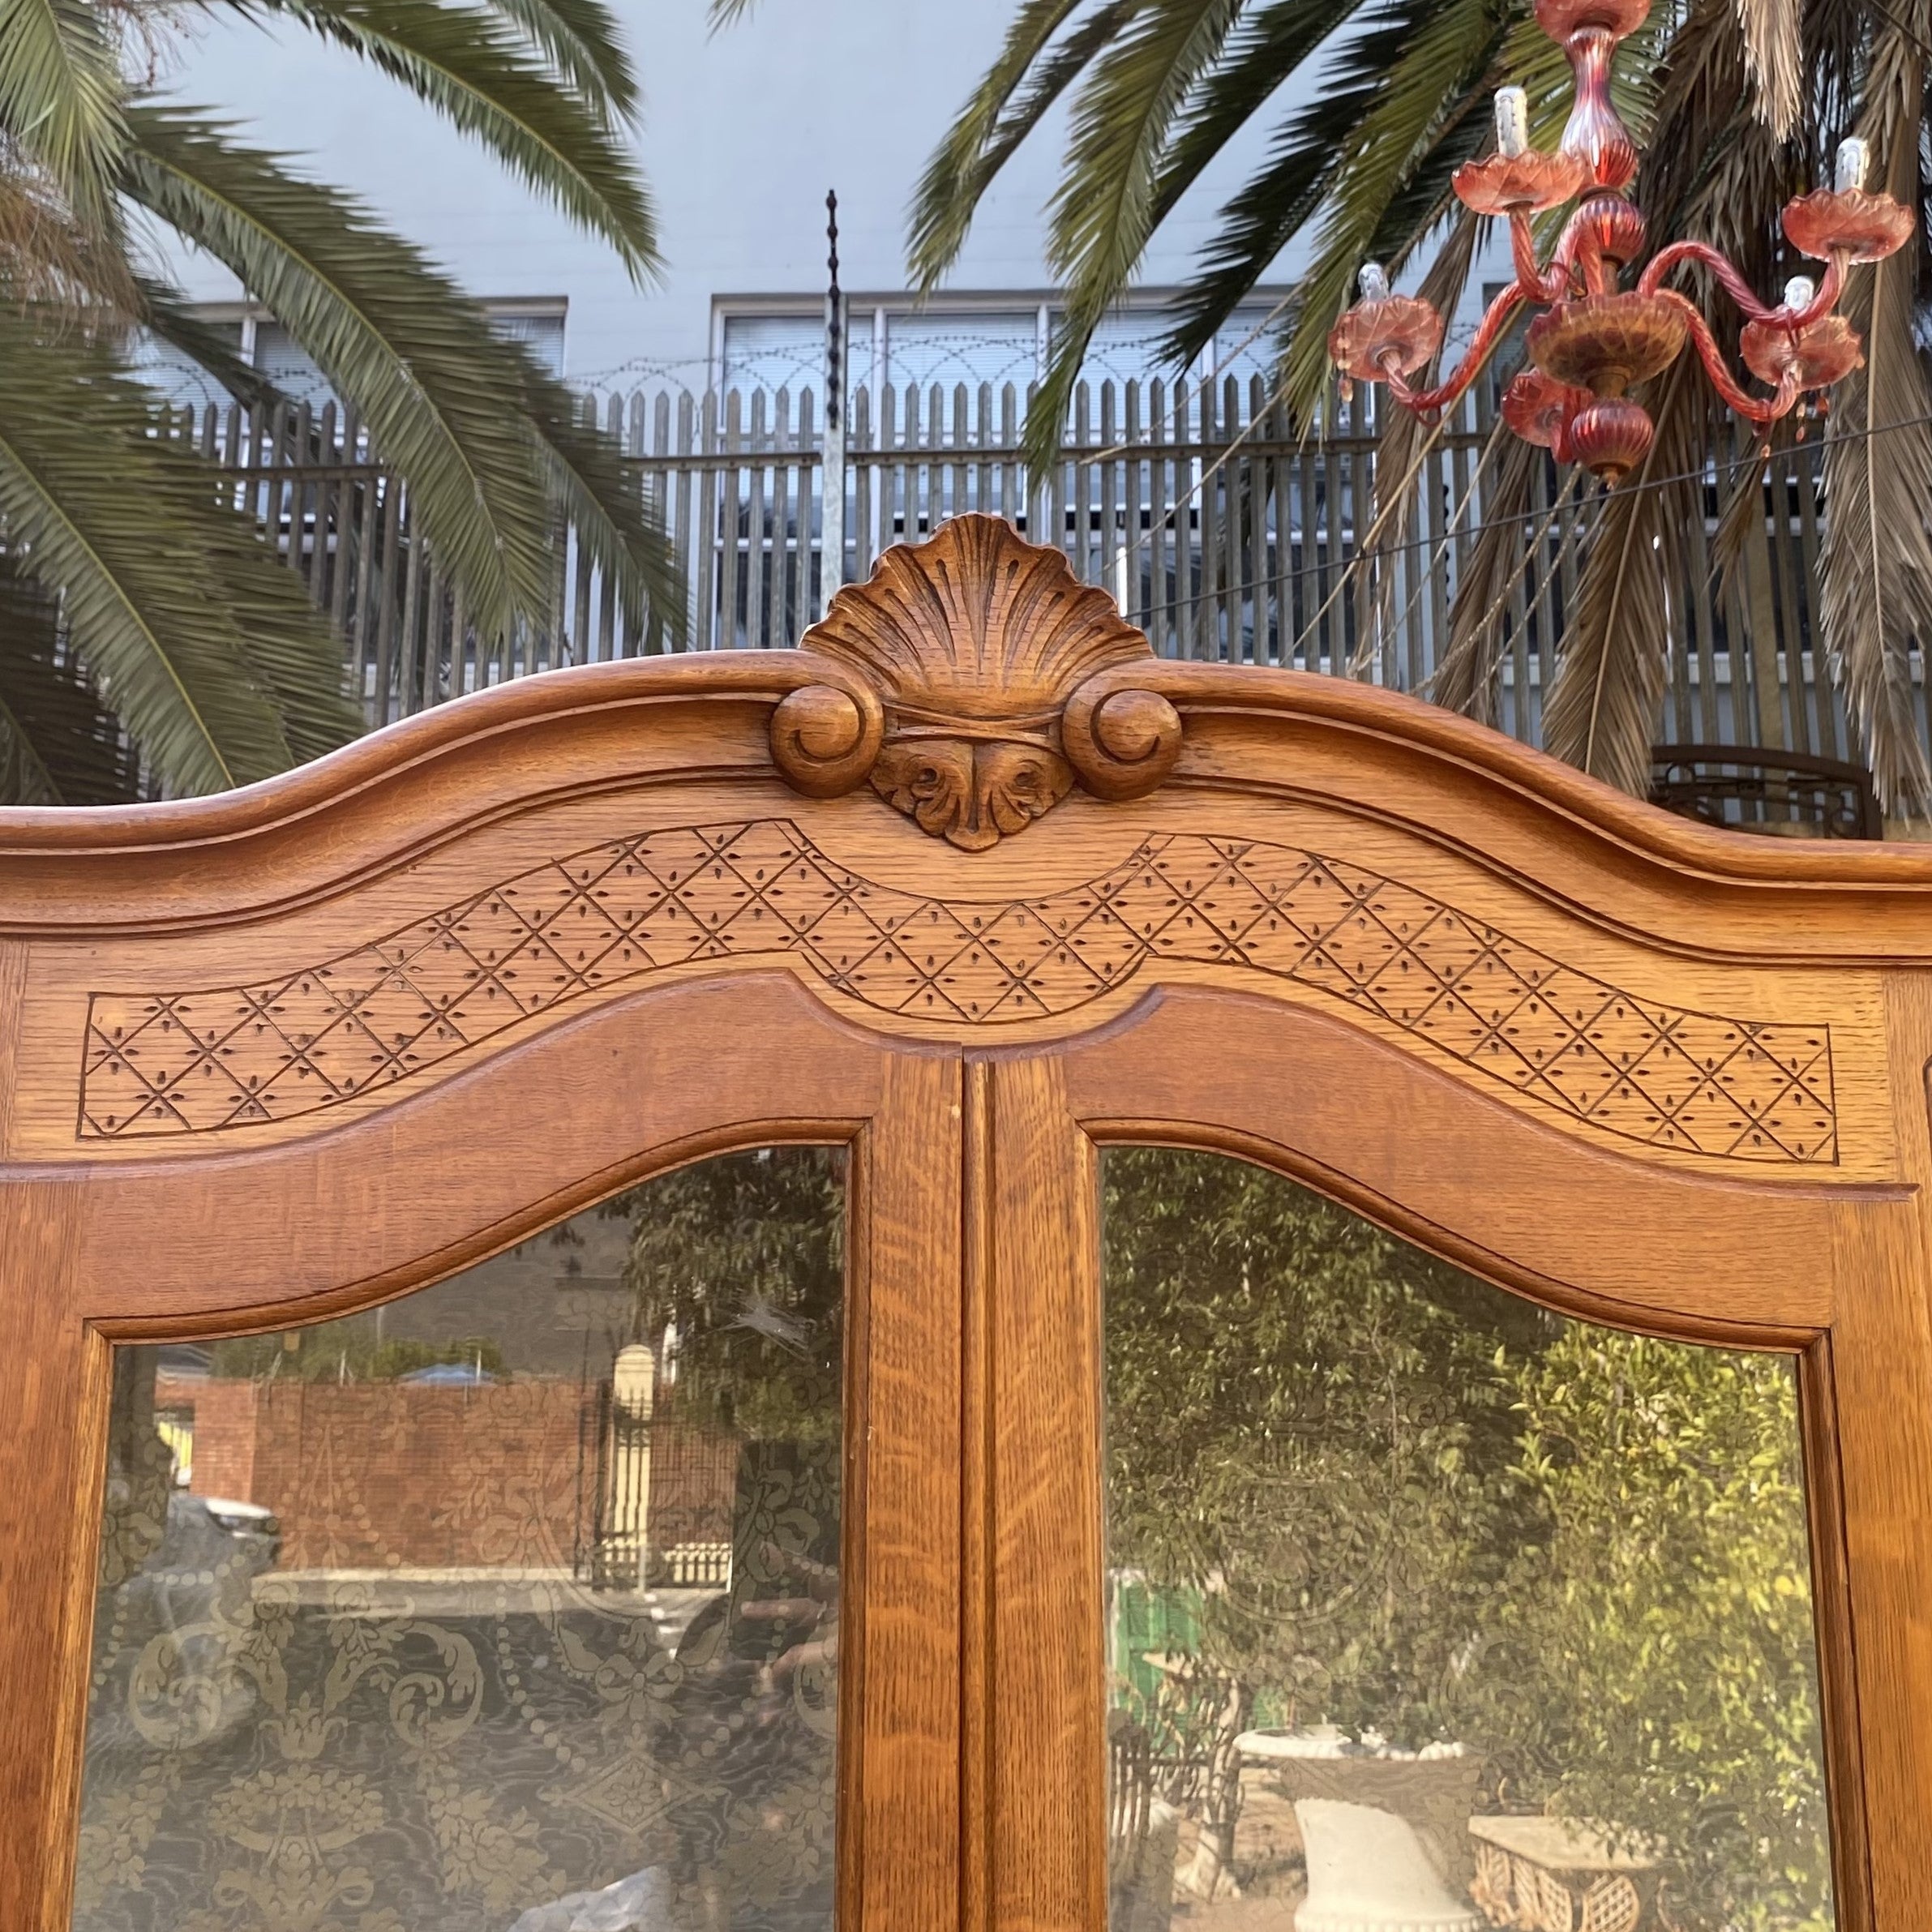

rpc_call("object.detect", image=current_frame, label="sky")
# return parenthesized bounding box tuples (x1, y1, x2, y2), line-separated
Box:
(146, 0, 1322, 382)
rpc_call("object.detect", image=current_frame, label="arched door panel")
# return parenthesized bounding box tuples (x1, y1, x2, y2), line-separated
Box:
(970, 1009, 1928, 1932)
(76, 1146, 854, 1932)
(0, 984, 962, 1932)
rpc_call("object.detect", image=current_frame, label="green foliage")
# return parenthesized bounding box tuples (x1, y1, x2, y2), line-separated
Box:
(0, 0, 675, 804)
(0, 305, 360, 795)
(1495, 1330, 1832, 1930)
(908, 0, 1673, 469)
(1103, 1147, 1549, 1747)
(608, 1146, 846, 1446)
(1102, 1148, 1832, 1929)
(210, 1322, 509, 1382)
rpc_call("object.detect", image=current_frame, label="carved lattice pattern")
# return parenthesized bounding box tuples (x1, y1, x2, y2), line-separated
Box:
(82, 819, 1835, 1161)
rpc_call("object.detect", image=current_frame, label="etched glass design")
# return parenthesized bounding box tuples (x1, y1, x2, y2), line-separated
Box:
(1100, 1148, 1837, 1932)
(76, 1146, 845, 1932)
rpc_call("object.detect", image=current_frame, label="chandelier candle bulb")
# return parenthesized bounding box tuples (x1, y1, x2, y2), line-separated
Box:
(1836, 137, 1870, 194)
(1784, 276, 1816, 312)
(1495, 87, 1530, 160)
(1359, 263, 1391, 302)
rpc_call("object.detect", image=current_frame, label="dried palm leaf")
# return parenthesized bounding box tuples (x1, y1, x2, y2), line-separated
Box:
(1356, 209, 1478, 675)
(1818, 30, 1932, 813)
(0, 148, 139, 319)
(1433, 431, 1543, 726)
(1733, 0, 1801, 140)
(1708, 413, 1801, 598)
(1545, 0, 1785, 794)
(1544, 355, 1707, 794)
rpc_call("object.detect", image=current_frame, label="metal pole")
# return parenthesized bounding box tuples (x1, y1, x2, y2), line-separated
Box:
(820, 190, 846, 614)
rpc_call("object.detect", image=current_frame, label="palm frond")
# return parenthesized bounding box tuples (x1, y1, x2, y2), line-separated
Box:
(510, 353, 688, 649)
(1433, 433, 1542, 726)
(707, 0, 760, 25)
(0, 0, 126, 234)
(907, 0, 1103, 292)
(1359, 211, 1479, 673)
(1543, 0, 1781, 795)
(123, 107, 558, 643)
(137, 276, 289, 409)
(1543, 358, 1705, 793)
(1142, 0, 1367, 369)
(0, 305, 356, 795)
(241, 0, 658, 279)
(1149, 0, 1364, 235)
(1817, 28, 1932, 812)
(1733, 0, 1801, 139)
(0, 553, 139, 805)
(1018, 0, 1253, 475)
(1638, 0, 1782, 257)
(1278, 0, 1501, 422)
(1707, 415, 1798, 596)
(1047, 0, 1247, 302)
(0, 161, 124, 315)
(482, 0, 639, 122)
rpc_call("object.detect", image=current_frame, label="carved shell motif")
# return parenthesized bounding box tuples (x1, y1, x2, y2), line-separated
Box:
(769, 515, 1183, 849)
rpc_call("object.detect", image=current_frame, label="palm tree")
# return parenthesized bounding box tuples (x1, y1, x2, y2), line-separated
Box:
(0, 0, 678, 803)
(909, 0, 1932, 807)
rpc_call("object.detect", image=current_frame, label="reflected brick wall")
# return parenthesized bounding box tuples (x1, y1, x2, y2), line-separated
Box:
(156, 1373, 737, 1572)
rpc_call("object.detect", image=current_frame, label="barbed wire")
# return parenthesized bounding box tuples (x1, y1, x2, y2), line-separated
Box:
(566, 304, 1501, 398)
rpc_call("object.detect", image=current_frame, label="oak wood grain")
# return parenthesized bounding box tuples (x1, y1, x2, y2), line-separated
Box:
(1800, 1333, 1874, 1932)
(1061, 989, 1869, 1347)
(979, 1052, 1107, 1932)
(843, 1049, 966, 1932)
(0, 1180, 107, 1932)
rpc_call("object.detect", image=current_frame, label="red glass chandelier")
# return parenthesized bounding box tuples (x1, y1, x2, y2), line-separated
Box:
(1326, 0, 1918, 482)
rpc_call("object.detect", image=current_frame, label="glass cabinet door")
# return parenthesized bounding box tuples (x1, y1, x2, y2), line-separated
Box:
(1099, 1148, 1839, 1932)
(78, 1149, 849, 1932)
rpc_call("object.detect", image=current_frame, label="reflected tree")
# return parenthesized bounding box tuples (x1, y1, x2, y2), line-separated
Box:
(1102, 1148, 1833, 1930)
(1103, 1147, 1548, 1895)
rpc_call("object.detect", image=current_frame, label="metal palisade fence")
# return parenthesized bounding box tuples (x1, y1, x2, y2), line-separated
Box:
(162, 376, 1916, 810)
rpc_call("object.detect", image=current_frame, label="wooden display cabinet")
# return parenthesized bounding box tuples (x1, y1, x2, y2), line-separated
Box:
(1, 516, 1927, 1930)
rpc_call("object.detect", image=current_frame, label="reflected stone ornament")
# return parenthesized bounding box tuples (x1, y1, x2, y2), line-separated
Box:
(1294, 1798, 1484, 1932)
(768, 515, 1183, 849)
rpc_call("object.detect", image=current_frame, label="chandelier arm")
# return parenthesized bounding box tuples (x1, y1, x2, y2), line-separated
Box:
(1509, 213, 1566, 302)
(1652, 288, 1799, 426)
(1637, 241, 1845, 332)
(1636, 240, 1781, 319)
(1519, 203, 1606, 303)
(1386, 285, 1528, 418)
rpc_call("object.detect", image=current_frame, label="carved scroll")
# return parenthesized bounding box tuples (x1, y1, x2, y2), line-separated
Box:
(768, 516, 1182, 849)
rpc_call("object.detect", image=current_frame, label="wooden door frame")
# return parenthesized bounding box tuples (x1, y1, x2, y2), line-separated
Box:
(0, 980, 966, 1932)
(972, 998, 1917, 1930)
(4, 514, 1932, 1929)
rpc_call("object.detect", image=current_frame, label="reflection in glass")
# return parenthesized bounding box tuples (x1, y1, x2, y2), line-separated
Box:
(77, 1147, 845, 1932)
(1101, 1150, 1836, 1932)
